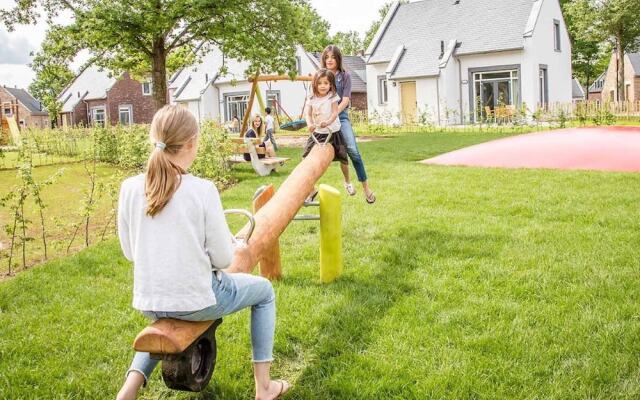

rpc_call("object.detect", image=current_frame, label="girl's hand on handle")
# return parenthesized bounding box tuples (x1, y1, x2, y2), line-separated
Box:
(308, 124, 316, 133)
(319, 121, 328, 128)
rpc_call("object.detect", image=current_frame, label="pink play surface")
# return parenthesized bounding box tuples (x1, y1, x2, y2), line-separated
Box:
(421, 126, 640, 172)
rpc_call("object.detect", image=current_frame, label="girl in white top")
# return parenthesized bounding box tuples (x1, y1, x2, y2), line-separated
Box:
(302, 68, 348, 164)
(116, 105, 290, 400)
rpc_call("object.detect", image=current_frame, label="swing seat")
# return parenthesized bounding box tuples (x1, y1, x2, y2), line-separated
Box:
(279, 119, 307, 131)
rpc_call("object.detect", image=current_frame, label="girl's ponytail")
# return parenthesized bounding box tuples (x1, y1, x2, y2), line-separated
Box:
(145, 105, 199, 217)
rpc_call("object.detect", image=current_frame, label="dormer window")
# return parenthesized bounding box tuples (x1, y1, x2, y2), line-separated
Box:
(142, 82, 152, 96)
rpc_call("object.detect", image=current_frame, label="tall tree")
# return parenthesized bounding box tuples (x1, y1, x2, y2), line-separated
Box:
(299, 3, 331, 52)
(594, 0, 640, 101)
(563, 0, 609, 94)
(2, 0, 316, 109)
(363, 1, 408, 51)
(332, 31, 363, 55)
(28, 25, 76, 127)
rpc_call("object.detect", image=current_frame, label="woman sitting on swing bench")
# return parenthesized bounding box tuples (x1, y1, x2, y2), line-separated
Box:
(244, 114, 276, 161)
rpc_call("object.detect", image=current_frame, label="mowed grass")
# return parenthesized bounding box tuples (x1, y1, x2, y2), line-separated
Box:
(1, 130, 640, 399)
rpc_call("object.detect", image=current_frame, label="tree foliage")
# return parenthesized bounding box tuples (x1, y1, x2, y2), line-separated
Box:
(28, 25, 76, 126)
(592, 0, 640, 100)
(332, 31, 363, 55)
(562, 0, 610, 93)
(363, 1, 408, 51)
(2, 0, 319, 108)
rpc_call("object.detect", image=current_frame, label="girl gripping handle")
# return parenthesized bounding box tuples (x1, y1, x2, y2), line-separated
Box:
(302, 68, 348, 164)
(116, 105, 290, 400)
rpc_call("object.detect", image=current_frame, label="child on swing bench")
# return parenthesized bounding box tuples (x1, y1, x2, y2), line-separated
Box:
(303, 68, 348, 170)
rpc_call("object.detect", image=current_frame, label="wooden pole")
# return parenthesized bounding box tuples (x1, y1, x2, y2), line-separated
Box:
(241, 77, 259, 136)
(228, 144, 335, 276)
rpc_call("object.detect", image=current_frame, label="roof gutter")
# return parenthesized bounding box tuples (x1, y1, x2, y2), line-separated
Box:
(365, 1, 401, 59)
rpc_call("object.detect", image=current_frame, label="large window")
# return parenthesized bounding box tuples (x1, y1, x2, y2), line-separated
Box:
(377, 75, 388, 105)
(224, 92, 250, 122)
(119, 104, 133, 125)
(554, 20, 561, 51)
(472, 68, 520, 121)
(91, 107, 106, 127)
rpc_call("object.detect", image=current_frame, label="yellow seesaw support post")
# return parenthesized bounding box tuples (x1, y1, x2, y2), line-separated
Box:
(319, 184, 342, 283)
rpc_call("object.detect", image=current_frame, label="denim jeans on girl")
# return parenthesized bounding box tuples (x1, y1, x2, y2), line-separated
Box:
(127, 272, 276, 383)
(339, 111, 368, 182)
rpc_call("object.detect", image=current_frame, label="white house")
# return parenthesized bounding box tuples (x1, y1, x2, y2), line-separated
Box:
(169, 46, 319, 124)
(365, 0, 573, 125)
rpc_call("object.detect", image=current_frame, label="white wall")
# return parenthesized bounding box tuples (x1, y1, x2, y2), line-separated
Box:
(524, 0, 572, 105)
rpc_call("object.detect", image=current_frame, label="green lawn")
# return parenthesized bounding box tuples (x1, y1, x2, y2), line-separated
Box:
(1, 130, 639, 399)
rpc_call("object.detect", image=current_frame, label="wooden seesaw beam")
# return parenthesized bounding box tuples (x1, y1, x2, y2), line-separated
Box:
(228, 144, 335, 279)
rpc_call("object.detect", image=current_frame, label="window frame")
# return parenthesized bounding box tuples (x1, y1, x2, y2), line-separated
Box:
(2, 102, 13, 116)
(377, 75, 388, 105)
(553, 20, 561, 52)
(539, 65, 549, 108)
(142, 82, 153, 96)
(91, 106, 107, 127)
(118, 104, 133, 125)
(223, 91, 250, 122)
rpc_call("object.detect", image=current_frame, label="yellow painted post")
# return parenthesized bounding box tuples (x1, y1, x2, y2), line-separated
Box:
(319, 184, 342, 283)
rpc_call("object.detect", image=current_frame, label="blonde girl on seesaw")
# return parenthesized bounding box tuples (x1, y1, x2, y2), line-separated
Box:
(116, 105, 290, 400)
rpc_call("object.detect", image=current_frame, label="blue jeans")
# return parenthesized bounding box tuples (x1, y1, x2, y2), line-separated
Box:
(339, 111, 368, 182)
(128, 272, 276, 383)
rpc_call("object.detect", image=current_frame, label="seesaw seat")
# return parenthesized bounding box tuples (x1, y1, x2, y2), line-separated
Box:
(133, 319, 214, 354)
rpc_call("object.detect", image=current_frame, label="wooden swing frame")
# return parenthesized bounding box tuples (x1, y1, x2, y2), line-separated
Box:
(240, 73, 313, 135)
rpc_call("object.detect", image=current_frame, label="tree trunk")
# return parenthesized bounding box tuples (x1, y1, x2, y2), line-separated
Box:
(151, 38, 168, 110)
(616, 33, 625, 102)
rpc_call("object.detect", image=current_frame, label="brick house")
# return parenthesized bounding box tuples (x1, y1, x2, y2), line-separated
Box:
(58, 66, 156, 127)
(599, 52, 640, 102)
(0, 85, 49, 129)
(587, 71, 605, 102)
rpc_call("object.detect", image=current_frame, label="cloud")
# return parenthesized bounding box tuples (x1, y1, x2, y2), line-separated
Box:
(0, 64, 36, 89)
(0, 28, 35, 64)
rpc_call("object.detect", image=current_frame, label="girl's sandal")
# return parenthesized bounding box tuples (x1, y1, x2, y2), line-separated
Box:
(274, 380, 291, 399)
(365, 191, 376, 204)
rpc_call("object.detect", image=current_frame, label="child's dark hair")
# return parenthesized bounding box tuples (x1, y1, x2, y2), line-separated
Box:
(312, 68, 337, 98)
(265, 107, 272, 114)
(321, 45, 345, 72)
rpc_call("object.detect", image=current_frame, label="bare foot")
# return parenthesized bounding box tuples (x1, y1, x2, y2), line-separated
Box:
(256, 379, 291, 400)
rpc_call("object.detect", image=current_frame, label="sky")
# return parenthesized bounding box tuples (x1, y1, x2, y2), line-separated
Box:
(0, 0, 389, 91)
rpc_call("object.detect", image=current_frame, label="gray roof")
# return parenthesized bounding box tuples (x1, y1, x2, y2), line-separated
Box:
(309, 53, 367, 93)
(572, 78, 585, 99)
(628, 53, 640, 76)
(4, 87, 48, 116)
(588, 71, 606, 93)
(368, 0, 538, 79)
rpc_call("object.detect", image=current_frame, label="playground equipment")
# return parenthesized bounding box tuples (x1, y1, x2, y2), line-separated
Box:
(133, 144, 343, 392)
(228, 137, 291, 176)
(0, 116, 20, 145)
(241, 74, 313, 135)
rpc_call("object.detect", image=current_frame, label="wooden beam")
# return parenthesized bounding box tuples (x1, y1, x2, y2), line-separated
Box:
(240, 78, 259, 135)
(249, 75, 313, 82)
(227, 144, 335, 276)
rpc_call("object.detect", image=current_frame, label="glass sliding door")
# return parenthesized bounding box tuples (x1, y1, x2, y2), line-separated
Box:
(472, 69, 519, 122)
